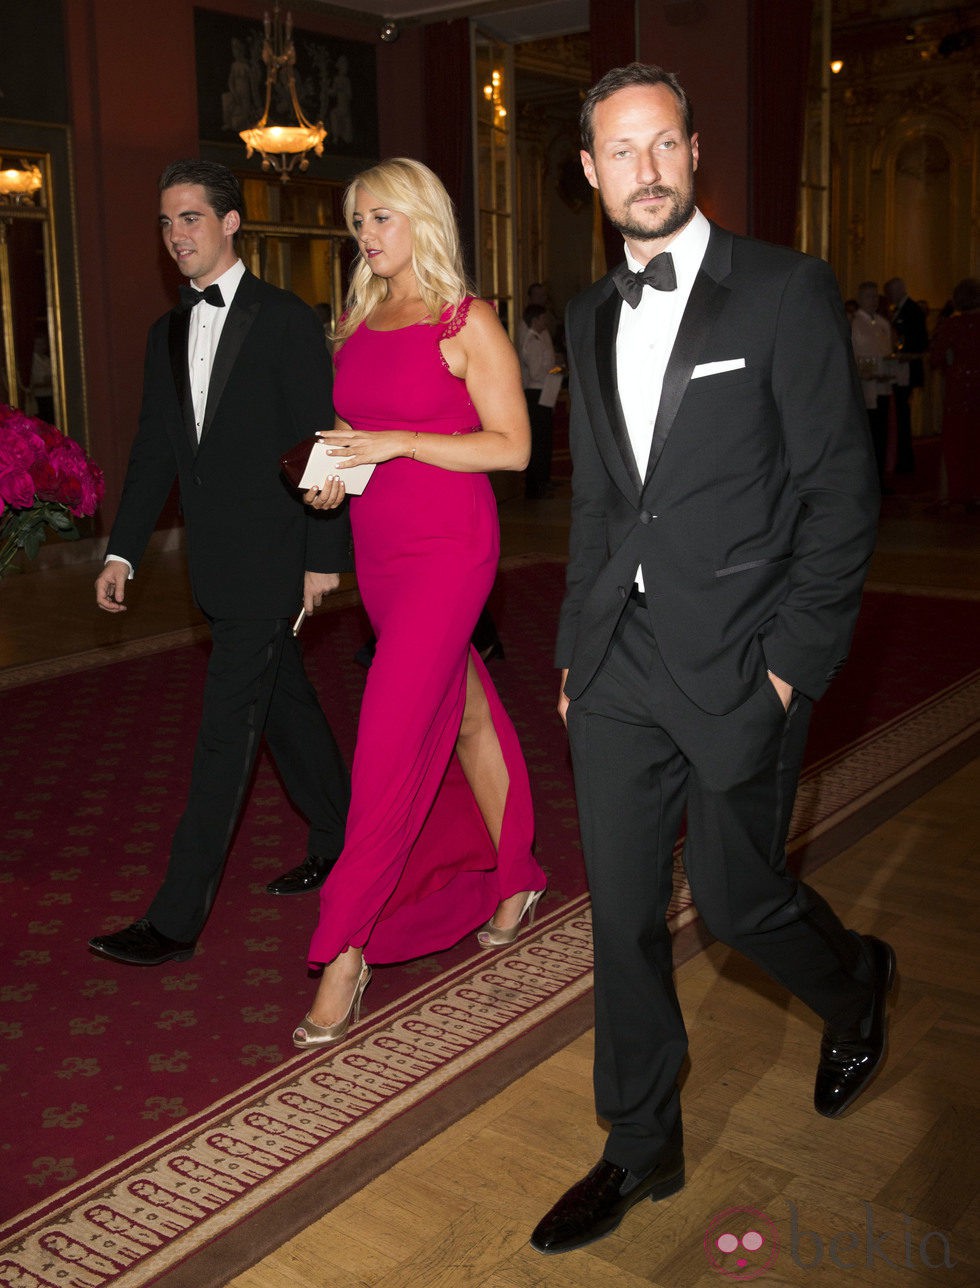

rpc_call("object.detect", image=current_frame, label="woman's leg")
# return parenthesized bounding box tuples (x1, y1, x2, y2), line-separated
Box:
(456, 657, 509, 847)
(304, 945, 365, 1027)
(455, 656, 538, 930)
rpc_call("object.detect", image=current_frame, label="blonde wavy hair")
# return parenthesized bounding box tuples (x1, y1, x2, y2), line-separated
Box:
(333, 157, 470, 342)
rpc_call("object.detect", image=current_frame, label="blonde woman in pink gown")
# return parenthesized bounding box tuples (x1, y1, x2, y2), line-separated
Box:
(293, 158, 547, 1047)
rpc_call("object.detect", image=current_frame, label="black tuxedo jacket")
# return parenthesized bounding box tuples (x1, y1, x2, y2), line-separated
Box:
(109, 270, 351, 620)
(555, 224, 879, 716)
(890, 295, 929, 388)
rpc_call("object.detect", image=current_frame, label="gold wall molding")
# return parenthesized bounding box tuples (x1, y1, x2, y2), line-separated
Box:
(806, 3, 980, 308)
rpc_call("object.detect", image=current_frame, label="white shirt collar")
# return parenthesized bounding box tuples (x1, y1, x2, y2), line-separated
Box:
(624, 208, 710, 288)
(190, 258, 246, 305)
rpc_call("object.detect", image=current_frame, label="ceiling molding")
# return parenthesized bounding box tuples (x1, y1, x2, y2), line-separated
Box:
(294, 0, 587, 42)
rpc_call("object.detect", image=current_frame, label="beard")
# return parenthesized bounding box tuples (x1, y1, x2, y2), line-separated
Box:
(603, 183, 696, 243)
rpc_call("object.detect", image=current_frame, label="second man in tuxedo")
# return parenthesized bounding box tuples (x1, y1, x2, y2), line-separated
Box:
(884, 275, 929, 474)
(532, 64, 895, 1255)
(90, 160, 351, 966)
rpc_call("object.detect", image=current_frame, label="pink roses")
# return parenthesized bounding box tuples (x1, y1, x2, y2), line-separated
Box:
(0, 403, 105, 577)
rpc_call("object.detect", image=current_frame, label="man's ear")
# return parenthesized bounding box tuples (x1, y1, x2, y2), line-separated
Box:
(691, 132, 700, 173)
(224, 209, 242, 237)
(580, 149, 598, 191)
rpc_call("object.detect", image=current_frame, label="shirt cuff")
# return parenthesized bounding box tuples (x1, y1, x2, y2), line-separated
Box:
(105, 555, 134, 579)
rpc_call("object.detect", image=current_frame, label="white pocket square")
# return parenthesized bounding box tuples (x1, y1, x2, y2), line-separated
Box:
(690, 359, 746, 379)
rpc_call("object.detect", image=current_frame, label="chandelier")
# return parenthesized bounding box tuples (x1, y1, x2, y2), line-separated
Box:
(0, 160, 42, 204)
(239, 5, 326, 181)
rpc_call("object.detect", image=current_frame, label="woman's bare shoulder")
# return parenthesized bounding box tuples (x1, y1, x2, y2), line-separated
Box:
(453, 296, 507, 344)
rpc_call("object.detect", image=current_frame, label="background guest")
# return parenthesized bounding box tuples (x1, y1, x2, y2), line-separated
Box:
(520, 302, 557, 498)
(930, 276, 980, 511)
(516, 281, 557, 347)
(884, 275, 929, 474)
(851, 280, 894, 491)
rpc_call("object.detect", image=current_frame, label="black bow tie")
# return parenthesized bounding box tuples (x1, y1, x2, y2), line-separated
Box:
(613, 253, 677, 308)
(178, 282, 225, 312)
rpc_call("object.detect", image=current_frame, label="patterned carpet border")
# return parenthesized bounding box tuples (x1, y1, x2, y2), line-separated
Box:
(0, 912, 596, 1287)
(2, 668, 977, 1286)
(791, 669, 980, 848)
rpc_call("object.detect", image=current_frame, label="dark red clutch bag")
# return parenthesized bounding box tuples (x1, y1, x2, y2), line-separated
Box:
(280, 435, 376, 494)
(280, 436, 319, 488)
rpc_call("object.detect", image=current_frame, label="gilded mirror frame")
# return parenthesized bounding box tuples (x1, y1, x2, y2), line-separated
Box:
(0, 121, 86, 448)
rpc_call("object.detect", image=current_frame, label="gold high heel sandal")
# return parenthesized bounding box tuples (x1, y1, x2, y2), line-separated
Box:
(292, 961, 372, 1049)
(477, 889, 543, 948)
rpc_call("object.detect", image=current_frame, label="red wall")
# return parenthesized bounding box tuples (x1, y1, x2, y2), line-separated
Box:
(637, 0, 751, 234)
(64, 0, 425, 530)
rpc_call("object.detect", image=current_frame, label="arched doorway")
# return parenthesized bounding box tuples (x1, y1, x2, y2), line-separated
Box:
(889, 132, 954, 313)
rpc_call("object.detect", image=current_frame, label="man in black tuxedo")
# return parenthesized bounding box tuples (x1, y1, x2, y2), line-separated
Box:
(531, 66, 895, 1255)
(884, 276, 929, 474)
(89, 160, 351, 967)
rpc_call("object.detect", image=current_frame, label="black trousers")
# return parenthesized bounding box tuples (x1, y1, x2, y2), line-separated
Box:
(566, 598, 870, 1174)
(523, 390, 554, 498)
(148, 616, 350, 941)
(891, 385, 917, 473)
(867, 397, 890, 484)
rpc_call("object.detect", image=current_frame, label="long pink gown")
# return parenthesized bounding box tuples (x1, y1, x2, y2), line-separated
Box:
(308, 297, 546, 966)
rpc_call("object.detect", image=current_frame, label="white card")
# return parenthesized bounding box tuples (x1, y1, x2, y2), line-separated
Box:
(538, 371, 564, 408)
(298, 441, 376, 495)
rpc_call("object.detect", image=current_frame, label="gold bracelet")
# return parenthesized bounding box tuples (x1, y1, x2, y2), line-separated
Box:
(410, 431, 420, 460)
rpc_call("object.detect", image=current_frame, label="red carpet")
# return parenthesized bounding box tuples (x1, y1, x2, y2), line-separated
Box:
(0, 560, 977, 1284)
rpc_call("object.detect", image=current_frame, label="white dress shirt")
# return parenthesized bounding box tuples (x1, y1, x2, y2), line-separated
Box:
(850, 309, 893, 410)
(187, 258, 246, 439)
(520, 325, 556, 390)
(616, 208, 710, 590)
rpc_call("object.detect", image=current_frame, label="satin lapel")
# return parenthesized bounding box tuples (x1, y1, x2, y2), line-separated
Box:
(200, 292, 260, 441)
(593, 288, 643, 495)
(644, 225, 734, 482)
(167, 309, 196, 451)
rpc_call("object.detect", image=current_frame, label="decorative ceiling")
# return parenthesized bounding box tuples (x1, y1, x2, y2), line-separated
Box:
(305, 0, 976, 47)
(303, 0, 588, 42)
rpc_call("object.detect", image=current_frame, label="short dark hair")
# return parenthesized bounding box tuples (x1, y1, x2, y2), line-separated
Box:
(523, 303, 546, 326)
(158, 159, 245, 224)
(580, 63, 694, 155)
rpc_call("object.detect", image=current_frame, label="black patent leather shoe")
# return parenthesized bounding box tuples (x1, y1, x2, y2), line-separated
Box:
(88, 918, 195, 966)
(814, 934, 897, 1118)
(530, 1151, 685, 1254)
(266, 853, 336, 896)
